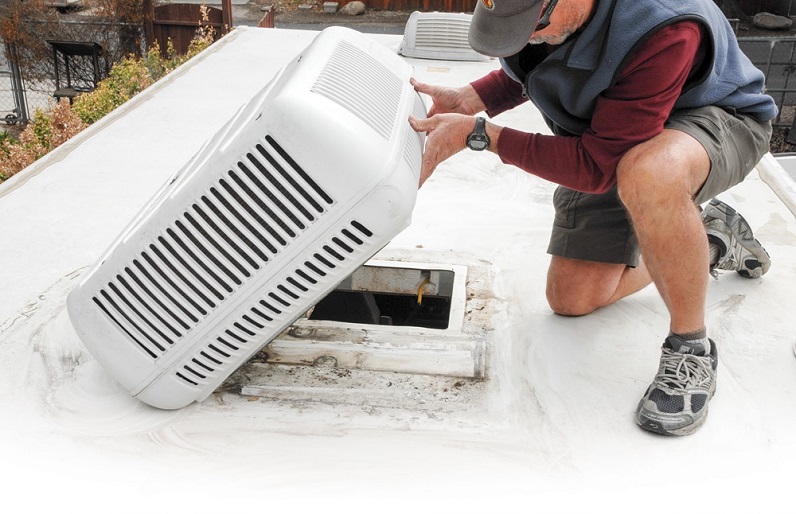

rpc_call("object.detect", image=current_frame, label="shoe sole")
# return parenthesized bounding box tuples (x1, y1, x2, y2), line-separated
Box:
(704, 199, 770, 277)
(636, 401, 710, 436)
(636, 387, 716, 436)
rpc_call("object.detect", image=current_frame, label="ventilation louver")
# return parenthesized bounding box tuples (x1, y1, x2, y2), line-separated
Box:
(66, 27, 426, 409)
(399, 11, 491, 62)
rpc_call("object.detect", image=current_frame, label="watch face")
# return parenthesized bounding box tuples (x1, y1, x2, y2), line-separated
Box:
(468, 136, 489, 151)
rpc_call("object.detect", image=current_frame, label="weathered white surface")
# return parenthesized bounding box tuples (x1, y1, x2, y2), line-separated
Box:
(1, 26, 796, 513)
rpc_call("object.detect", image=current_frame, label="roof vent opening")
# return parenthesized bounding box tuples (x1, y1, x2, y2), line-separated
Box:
(260, 259, 484, 380)
(308, 265, 454, 330)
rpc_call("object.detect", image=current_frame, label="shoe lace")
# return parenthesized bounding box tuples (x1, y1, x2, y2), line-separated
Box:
(655, 348, 713, 392)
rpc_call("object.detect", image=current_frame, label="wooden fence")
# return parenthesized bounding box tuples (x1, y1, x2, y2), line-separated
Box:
(346, 0, 477, 11)
(142, 0, 233, 56)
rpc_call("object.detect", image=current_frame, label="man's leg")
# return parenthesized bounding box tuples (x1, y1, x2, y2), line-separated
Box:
(545, 129, 710, 325)
(546, 129, 716, 436)
(615, 129, 717, 436)
(548, 130, 710, 330)
(544, 107, 771, 436)
(616, 129, 711, 334)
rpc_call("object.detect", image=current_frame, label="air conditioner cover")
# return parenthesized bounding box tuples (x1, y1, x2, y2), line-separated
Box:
(66, 27, 427, 409)
(399, 11, 491, 62)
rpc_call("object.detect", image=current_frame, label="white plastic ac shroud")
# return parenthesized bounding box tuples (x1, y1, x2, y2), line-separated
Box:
(66, 26, 428, 409)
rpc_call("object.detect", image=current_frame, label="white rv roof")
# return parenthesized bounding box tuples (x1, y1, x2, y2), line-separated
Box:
(1, 26, 796, 513)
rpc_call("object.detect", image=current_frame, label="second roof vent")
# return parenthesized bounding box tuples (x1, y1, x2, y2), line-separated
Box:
(399, 11, 491, 62)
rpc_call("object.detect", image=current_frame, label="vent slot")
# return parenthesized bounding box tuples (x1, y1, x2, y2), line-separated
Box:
(183, 365, 207, 380)
(173, 220, 374, 389)
(304, 261, 327, 277)
(192, 357, 215, 373)
(176, 372, 198, 386)
(314, 253, 336, 270)
(311, 40, 402, 140)
(286, 276, 310, 291)
(250, 306, 274, 322)
(341, 228, 362, 246)
(242, 314, 266, 329)
(351, 220, 372, 237)
(200, 350, 222, 366)
(217, 337, 239, 351)
(208, 343, 231, 359)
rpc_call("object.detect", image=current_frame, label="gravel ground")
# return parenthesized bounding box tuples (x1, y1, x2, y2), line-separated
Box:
(234, 0, 411, 33)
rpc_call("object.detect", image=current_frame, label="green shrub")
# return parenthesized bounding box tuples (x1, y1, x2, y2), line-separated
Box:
(0, 100, 86, 178)
(71, 56, 154, 125)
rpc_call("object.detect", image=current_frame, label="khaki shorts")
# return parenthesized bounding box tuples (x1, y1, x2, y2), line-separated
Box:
(547, 106, 773, 266)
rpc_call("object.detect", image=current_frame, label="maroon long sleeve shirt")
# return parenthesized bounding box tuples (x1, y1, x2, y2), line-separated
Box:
(470, 21, 705, 194)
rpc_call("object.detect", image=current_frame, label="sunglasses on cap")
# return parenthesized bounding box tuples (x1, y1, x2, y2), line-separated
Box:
(536, 0, 559, 30)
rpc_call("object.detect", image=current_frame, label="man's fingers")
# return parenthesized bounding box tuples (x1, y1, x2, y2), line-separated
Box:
(410, 77, 433, 95)
(410, 78, 451, 117)
(408, 115, 439, 187)
(408, 115, 432, 133)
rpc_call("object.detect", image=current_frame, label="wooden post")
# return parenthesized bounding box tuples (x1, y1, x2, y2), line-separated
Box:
(142, 0, 154, 50)
(258, 5, 275, 28)
(222, 0, 233, 32)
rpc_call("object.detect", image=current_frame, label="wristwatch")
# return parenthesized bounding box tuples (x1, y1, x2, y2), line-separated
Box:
(466, 116, 490, 151)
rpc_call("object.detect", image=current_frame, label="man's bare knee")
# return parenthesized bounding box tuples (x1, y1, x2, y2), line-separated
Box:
(546, 289, 598, 317)
(546, 256, 629, 316)
(617, 130, 710, 213)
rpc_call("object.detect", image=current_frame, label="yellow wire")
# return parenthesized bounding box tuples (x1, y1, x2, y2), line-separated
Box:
(416, 276, 430, 305)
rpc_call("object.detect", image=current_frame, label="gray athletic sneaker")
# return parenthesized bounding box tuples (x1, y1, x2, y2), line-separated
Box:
(702, 198, 770, 278)
(636, 335, 718, 436)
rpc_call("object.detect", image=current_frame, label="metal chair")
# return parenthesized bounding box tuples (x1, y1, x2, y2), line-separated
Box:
(47, 40, 106, 103)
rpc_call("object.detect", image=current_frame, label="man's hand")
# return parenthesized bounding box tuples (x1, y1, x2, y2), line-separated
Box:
(410, 78, 487, 117)
(409, 113, 475, 188)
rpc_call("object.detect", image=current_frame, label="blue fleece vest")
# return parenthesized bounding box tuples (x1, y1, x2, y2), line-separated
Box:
(500, 0, 778, 136)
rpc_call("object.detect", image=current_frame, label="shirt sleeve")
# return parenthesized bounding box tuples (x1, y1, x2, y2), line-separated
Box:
(495, 21, 705, 194)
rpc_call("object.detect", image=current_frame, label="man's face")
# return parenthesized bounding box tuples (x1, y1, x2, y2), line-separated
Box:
(529, 0, 591, 45)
